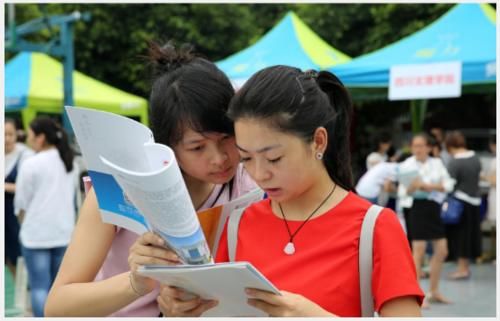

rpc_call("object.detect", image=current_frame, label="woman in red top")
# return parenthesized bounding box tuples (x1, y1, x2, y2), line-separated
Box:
(158, 66, 424, 317)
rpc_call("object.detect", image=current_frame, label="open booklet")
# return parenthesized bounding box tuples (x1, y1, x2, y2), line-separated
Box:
(66, 106, 263, 264)
(138, 261, 280, 317)
(396, 166, 420, 188)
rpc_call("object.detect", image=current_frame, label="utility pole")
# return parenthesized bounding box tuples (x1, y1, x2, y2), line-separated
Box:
(5, 5, 90, 137)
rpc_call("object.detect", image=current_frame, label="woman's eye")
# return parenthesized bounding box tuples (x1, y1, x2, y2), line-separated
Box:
(269, 157, 282, 164)
(240, 157, 251, 163)
(189, 146, 204, 151)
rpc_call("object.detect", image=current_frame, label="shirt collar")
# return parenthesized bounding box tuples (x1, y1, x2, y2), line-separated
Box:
(454, 150, 475, 159)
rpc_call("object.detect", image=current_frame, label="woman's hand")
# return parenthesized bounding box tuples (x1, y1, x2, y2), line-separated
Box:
(246, 288, 334, 317)
(128, 232, 181, 296)
(157, 284, 218, 317)
(407, 178, 423, 194)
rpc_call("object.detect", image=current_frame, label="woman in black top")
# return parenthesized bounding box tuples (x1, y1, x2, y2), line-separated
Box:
(444, 131, 482, 280)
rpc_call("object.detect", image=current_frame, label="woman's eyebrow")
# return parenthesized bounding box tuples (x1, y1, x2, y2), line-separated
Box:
(236, 144, 282, 153)
(183, 138, 205, 145)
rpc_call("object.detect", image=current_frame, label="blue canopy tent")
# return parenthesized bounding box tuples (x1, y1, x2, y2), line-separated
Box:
(329, 3, 496, 131)
(331, 3, 496, 97)
(216, 11, 351, 88)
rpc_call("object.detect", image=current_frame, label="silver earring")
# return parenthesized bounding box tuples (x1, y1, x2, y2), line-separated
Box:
(316, 152, 323, 160)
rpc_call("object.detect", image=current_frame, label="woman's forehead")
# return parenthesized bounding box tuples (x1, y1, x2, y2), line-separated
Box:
(5, 122, 16, 131)
(181, 127, 226, 143)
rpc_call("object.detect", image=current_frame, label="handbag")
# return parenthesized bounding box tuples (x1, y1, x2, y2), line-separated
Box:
(441, 196, 464, 224)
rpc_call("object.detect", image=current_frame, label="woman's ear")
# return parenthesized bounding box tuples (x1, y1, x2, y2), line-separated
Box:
(312, 127, 328, 156)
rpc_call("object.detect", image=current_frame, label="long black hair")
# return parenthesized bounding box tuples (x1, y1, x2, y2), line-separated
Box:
(227, 65, 354, 191)
(147, 40, 235, 147)
(29, 116, 74, 172)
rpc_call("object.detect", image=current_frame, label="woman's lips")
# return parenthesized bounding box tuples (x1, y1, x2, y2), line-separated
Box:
(264, 188, 282, 197)
(211, 166, 232, 178)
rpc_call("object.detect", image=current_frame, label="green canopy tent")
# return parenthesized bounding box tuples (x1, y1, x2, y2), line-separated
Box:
(5, 52, 149, 129)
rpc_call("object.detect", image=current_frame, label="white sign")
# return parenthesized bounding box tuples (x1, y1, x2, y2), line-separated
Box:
(389, 61, 462, 100)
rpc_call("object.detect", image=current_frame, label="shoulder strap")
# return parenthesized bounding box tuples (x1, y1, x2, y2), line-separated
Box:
(227, 207, 246, 262)
(359, 204, 384, 317)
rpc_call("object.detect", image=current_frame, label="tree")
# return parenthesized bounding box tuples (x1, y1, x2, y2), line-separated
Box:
(7, 3, 455, 96)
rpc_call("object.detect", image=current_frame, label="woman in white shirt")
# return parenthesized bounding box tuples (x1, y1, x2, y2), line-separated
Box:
(399, 133, 454, 306)
(14, 116, 76, 317)
(4, 118, 33, 277)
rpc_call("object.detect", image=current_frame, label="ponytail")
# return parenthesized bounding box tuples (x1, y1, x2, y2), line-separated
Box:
(316, 71, 354, 191)
(55, 129, 74, 172)
(30, 117, 74, 172)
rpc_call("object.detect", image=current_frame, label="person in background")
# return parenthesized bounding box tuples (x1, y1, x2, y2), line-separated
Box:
(485, 136, 496, 224)
(444, 131, 482, 280)
(429, 126, 452, 167)
(429, 135, 442, 159)
(14, 116, 77, 317)
(482, 136, 496, 264)
(45, 41, 257, 317)
(355, 156, 397, 206)
(4, 118, 34, 277)
(399, 133, 454, 306)
(158, 66, 424, 317)
(365, 131, 392, 170)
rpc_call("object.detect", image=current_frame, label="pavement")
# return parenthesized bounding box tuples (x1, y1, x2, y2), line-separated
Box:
(3, 261, 497, 317)
(419, 261, 497, 317)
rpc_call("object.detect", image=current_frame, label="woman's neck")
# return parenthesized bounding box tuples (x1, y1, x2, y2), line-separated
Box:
(5, 145, 14, 155)
(37, 144, 55, 152)
(272, 170, 348, 221)
(454, 147, 468, 155)
(183, 175, 215, 210)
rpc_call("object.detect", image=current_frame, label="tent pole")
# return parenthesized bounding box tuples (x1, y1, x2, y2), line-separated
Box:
(61, 21, 75, 137)
(410, 99, 428, 134)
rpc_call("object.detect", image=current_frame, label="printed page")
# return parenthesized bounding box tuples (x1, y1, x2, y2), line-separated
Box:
(67, 106, 212, 264)
(138, 261, 280, 317)
(66, 106, 152, 234)
(101, 142, 211, 264)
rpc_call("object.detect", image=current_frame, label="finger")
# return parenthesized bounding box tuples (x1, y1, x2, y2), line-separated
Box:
(128, 248, 180, 269)
(247, 298, 280, 316)
(130, 253, 179, 267)
(245, 288, 284, 306)
(138, 231, 165, 246)
(157, 293, 174, 316)
(160, 291, 209, 316)
(157, 289, 200, 316)
(161, 285, 197, 301)
(185, 299, 218, 317)
(171, 297, 204, 314)
(135, 245, 180, 262)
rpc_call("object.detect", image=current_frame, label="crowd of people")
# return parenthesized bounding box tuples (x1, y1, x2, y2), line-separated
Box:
(355, 127, 497, 308)
(4, 40, 496, 317)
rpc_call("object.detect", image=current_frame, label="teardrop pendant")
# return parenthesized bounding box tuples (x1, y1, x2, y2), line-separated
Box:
(284, 242, 295, 255)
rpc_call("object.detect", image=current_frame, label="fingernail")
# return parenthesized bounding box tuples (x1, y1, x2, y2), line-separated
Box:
(157, 237, 165, 245)
(245, 288, 254, 295)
